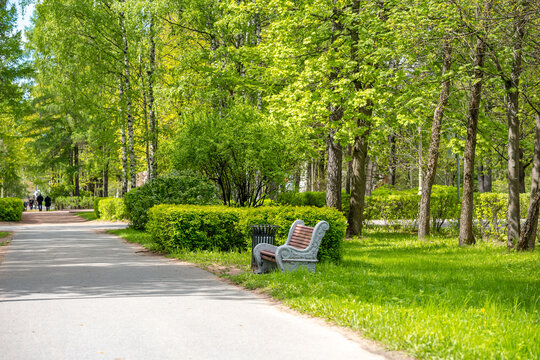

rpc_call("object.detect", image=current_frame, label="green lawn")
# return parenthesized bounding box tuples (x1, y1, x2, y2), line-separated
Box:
(0, 232, 9, 238)
(111, 228, 540, 359)
(76, 212, 98, 221)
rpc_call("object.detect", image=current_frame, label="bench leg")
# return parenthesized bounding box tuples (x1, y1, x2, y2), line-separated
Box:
(255, 259, 277, 274)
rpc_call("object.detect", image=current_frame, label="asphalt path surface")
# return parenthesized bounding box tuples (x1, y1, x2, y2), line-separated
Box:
(0, 212, 397, 360)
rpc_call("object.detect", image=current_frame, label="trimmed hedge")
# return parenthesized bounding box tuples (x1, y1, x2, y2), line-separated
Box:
(277, 191, 350, 216)
(0, 198, 24, 221)
(124, 173, 219, 230)
(54, 196, 94, 210)
(98, 198, 127, 221)
(364, 186, 460, 230)
(147, 204, 346, 263)
(93, 197, 109, 218)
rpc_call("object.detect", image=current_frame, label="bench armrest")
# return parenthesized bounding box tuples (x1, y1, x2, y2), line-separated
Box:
(276, 244, 316, 261)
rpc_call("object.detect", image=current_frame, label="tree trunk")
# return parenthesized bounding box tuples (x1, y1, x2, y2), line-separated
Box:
(345, 145, 352, 194)
(69, 147, 74, 197)
(119, 6, 136, 190)
(139, 52, 150, 176)
(484, 161, 492, 192)
(306, 161, 312, 192)
(103, 159, 109, 198)
(326, 125, 343, 210)
(519, 158, 526, 193)
(478, 165, 485, 193)
(365, 157, 376, 197)
(519, 113, 540, 251)
(505, 0, 525, 249)
(418, 40, 452, 240)
(459, 13, 490, 245)
(388, 133, 397, 186)
(148, 14, 158, 180)
(347, 122, 369, 236)
(119, 78, 128, 196)
(74, 143, 80, 197)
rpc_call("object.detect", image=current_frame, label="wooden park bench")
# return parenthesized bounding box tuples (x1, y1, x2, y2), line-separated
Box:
(253, 219, 329, 273)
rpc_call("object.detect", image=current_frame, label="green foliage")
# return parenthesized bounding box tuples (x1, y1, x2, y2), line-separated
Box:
(54, 196, 94, 210)
(147, 204, 346, 263)
(473, 193, 530, 241)
(98, 197, 127, 221)
(172, 105, 300, 207)
(146, 205, 245, 253)
(276, 191, 351, 216)
(93, 197, 108, 218)
(0, 198, 24, 221)
(123, 172, 219, 230)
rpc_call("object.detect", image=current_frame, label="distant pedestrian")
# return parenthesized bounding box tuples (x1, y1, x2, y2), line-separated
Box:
(44, 195, 52, 211)
(29, 198, 34, 210)
(37, 193, 44, 211)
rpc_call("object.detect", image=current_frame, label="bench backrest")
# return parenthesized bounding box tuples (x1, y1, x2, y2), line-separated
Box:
(288, 224, 314, 250)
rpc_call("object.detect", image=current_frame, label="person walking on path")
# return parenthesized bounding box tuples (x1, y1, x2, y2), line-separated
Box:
(36, 193, 44, 211)
(44, 195, 51, 211)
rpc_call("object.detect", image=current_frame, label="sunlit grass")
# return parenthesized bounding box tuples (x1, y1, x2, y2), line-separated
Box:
(76, 212, 98, 221)
(0, 232, 9, 238)
(112, 228, 540, 359)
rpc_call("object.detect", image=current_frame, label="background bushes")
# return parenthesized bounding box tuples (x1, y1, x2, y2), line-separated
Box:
(98, 198, 127, 220)
(277, 191, 350, 216)
(147, 204, 346, 262)
(124, 172, 219, 230)
(0, 198, 24, 221)
(54, 196, 94, 210)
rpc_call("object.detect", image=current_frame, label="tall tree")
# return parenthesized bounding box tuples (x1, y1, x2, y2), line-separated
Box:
(459, 0, 493, 246)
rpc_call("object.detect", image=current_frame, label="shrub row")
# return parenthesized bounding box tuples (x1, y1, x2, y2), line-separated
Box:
(54, 196, 94, 210)
(98, 198, 127, 221)
(277, 191, 350, 216)
(0, 198, 24, 221)
(124, 172, 219, 230)
(277, 187, 535, 238)
(147, 204, 346, 263)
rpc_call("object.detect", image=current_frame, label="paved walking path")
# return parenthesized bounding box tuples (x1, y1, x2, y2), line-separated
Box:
(0, 212, 397, 360)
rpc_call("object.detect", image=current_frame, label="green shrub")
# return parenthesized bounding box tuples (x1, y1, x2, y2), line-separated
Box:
(276, 191, 350, 216)
(54, 196, 94, 210)
(98, 198, 127, 221)
(147, 204, 346, 263)
(473, 193, 531, 241)
(93, 197, 109, 218)
(124, 172, 219, 230)
(0, 198, 24, 221)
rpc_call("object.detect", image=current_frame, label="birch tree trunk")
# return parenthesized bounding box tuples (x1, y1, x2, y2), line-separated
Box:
(119, 5, 136, 190)
(148, 14, 158, 180)
(418, 41, 452, 240)
(118, 78, 128, 196)
(139, 52, 150, 176)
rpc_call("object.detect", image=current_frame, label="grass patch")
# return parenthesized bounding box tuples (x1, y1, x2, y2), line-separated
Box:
(76, 212, 98, 221)
(112, 228, 540, 359)
(0, 231, 11, 246)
